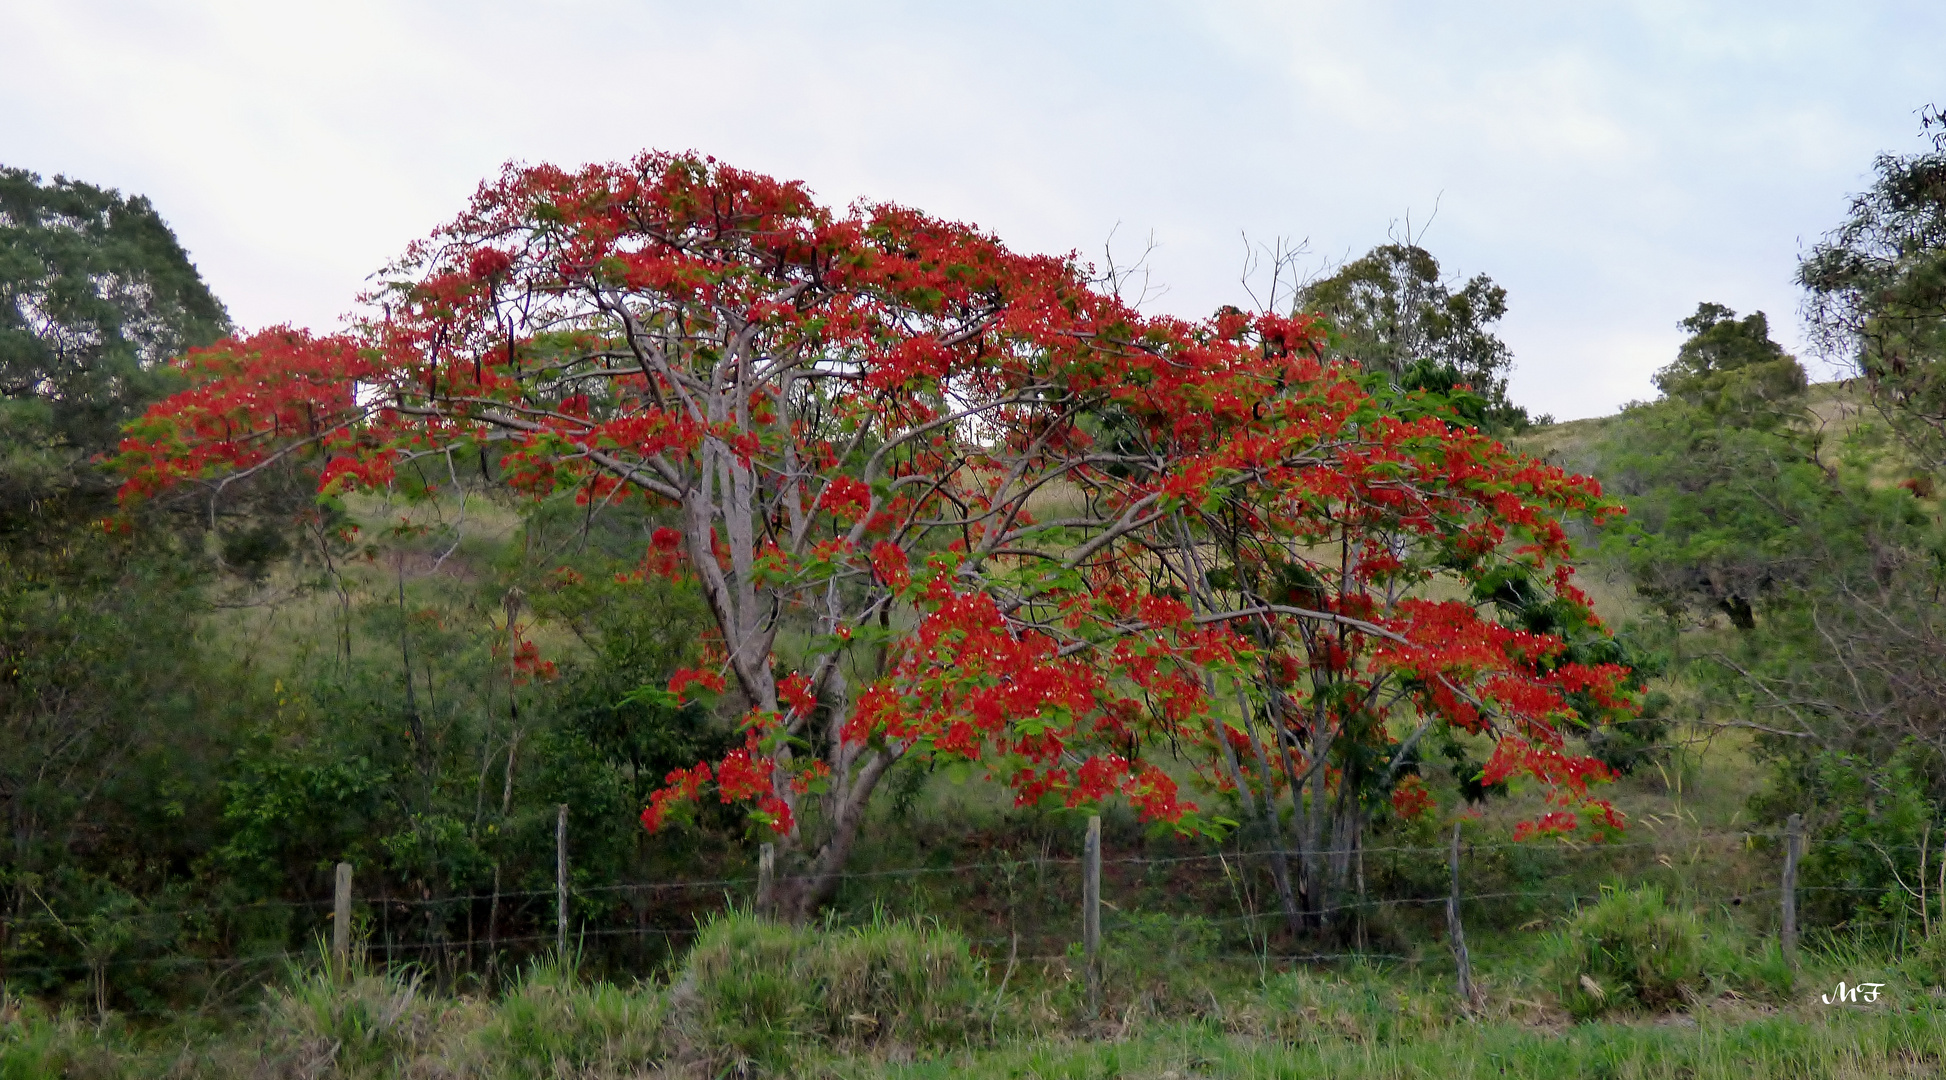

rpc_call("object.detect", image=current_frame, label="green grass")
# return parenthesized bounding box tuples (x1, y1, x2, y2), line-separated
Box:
(8, 914, 1946, 1078)
(845, 1011, 1946, 1080)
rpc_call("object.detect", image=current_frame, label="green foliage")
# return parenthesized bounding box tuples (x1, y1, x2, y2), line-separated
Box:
(0, 170, 272, 1013)
(0, 531, 255, 1004)
(1654, 303, 1808, 429)
(1588, 298, 1946, 853)
(3, 463, 731, 1004)
(1787, 750, 1943, 933)
(1542, 886, 1705, 1019)
(1594, 304, 1906, 632)
(1586, 687, 1673, 776)
(0, 166, 228, 510)
(475, 957, 663, 1078)
(1297, 242, 1536, 431)
(1800, 105, 1946, 471)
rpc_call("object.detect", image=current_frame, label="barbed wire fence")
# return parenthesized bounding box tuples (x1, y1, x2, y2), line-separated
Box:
(3, 808, 1941, 1018)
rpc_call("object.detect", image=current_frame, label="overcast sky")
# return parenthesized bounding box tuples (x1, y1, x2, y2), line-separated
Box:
(4, 1, 1940, 419)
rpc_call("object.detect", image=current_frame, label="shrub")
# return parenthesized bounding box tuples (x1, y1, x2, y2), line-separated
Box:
(667, 910, 988, 1075)
(1083, 913, 1223, 1018)
(0, 996, 77, 1080)
(1901, 929, 1946, 989)
(1792, 751, 1941, 934)
(1252, 963, 1450, 1045)
(473, 958, 663, 1078)
(264, 962, 445, 1077)
(1543, 886, 1704, 1019)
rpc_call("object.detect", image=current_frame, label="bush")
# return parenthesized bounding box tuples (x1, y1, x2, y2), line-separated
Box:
(1900, 930, 1946, 989)
(1084, 913, 1223, 1018)
(0, 996, 78, 1080)
(1251, 963, 1450, 1045)
(265, 961, 446, 1077)
(667, 910, 989, 1074)
(473, 957, 663, 1079)
(1792, 751, 1942, 934)
(1543, 886, 1704, 1019)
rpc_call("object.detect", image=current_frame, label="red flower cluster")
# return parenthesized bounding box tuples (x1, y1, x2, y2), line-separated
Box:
(640, 763, 710, 831)
(667, 667, 726, 702)
(816, 476, 872, 521)
(1512, 811, 1581, 841)
(777, 672, 817, 717)
(1391, 776, 1434, 820)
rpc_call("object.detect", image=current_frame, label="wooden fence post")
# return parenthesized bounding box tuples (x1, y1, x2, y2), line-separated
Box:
(1083, 814, 1102, 1020)
(1782, 812, 1802, 964)
(1447, 821, 1475, 1007)
(757, 843, 775, 918)
(556, 804, 570, 957)
(332, 862, 352, 975)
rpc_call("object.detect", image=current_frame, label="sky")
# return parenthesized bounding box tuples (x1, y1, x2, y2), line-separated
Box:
(3, 1, 1941, 420)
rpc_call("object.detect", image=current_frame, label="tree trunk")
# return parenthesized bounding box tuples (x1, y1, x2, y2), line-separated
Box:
(1326, 797, 1363, 937)
(1235, 698, 1304, 939)
(769, 747, 901, 922)
(1297, 712, 1335, 929)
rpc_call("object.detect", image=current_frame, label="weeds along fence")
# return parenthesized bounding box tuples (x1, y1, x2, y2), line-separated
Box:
(4, 809, 1945, 1017)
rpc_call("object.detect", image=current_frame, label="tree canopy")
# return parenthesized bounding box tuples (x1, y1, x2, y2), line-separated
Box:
(1799, 106, 1946, 467)
(1652, 303, 1806, 428)
(0, 167, 229, 513)
(1600, 303, 1839, 630)
(1296, 243, 1535, 432)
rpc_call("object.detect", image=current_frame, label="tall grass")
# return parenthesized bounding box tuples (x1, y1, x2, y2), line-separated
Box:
(472, 956, 663, 1078)
(7, 899, 1945, 1079)
(853, 1011, 1946, 1080)
(667, 908, 990, 1074)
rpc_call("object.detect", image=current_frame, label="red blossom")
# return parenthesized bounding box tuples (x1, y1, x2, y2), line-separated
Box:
(1391, 776, 1434, 820)
(817, 476, 872, 521)
(778, 672, 817, 717)
(667, 667, 726, 702)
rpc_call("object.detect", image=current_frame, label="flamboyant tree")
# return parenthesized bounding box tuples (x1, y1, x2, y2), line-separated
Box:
(118, 153, 1634, 920)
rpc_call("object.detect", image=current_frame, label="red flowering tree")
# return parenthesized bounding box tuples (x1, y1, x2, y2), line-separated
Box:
(1144, 381, 1636, 930)
(117, 153, 1633, 921)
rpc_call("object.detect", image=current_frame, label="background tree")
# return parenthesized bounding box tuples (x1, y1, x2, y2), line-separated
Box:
(0, 168, 247, 1005)
(1799, 104, 1946, 471)
(1653, 303, 1807, 429)
(1296, 243, 1536, 432)
(1583, 289, 1946, 931)
(1599, 303, 1834, 630)
(1, 167, 230, 510)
